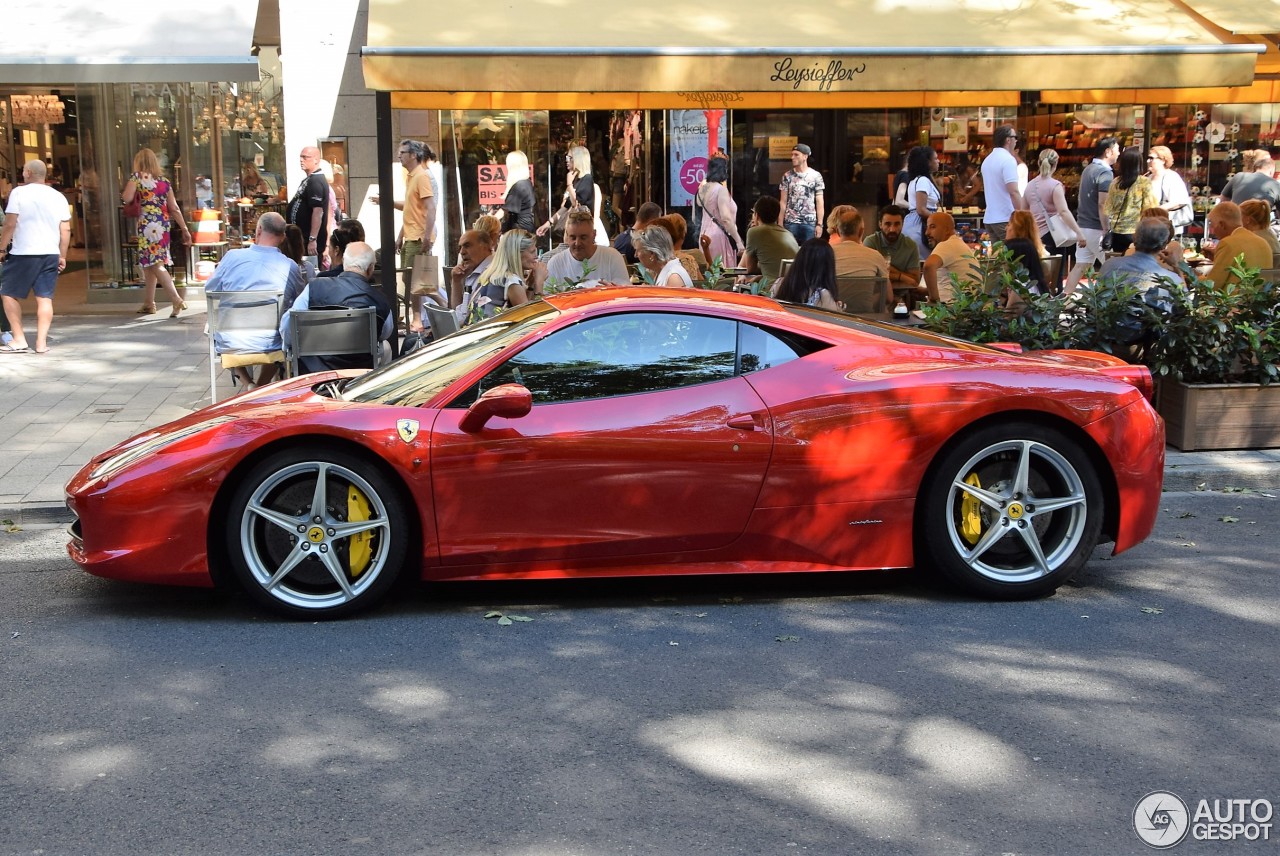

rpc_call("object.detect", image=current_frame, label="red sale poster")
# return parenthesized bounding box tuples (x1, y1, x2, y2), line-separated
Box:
(667, 109, 725, 207)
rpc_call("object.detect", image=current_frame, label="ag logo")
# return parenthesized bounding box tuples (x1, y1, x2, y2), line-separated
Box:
(1134, 791, 1190, 848)
(396, 419, 420, 444)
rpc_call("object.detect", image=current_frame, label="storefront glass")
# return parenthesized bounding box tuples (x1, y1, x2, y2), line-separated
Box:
(440, 109, 551, 252)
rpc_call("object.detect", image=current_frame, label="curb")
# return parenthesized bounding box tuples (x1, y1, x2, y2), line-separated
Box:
(1162, 464, 1280, 493)
(1, 503, 73, 525)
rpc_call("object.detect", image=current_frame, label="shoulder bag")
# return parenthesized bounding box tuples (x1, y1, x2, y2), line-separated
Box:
(1033, 180, 1076, 247)
(123, 175, 143, 218)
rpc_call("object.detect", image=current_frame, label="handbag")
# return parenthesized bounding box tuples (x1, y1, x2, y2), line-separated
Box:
(1100, 232, 1114, 252)
(123, 179, 142, 219)
(1047, 214, 1076, 248)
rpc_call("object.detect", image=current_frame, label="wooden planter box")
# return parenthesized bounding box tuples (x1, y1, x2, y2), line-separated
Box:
(1157, 379, 1280, 451)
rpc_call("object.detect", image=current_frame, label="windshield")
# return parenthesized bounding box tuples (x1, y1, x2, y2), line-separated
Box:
(340, 301, 559, 407)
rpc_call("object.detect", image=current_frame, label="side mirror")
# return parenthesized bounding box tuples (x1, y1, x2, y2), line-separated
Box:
(460, 383, 532, 433)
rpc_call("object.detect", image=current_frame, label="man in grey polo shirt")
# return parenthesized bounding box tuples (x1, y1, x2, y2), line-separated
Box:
(1064, 137, 1119, 294)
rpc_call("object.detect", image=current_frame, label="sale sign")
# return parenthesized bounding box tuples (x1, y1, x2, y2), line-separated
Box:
(667, 109, 725, 207)
(477, 163, 507, 206)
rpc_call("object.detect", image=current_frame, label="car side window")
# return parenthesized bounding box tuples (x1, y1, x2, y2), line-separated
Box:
(479, 312, 737, 404)
(738, 323, 804, 374)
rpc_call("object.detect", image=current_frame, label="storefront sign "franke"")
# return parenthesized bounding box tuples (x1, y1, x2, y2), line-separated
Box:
(770, 58, 869, 91)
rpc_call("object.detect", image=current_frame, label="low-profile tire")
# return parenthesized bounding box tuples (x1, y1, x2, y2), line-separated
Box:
(918, 422, 1104, 599)
(224, 446, 410, 618)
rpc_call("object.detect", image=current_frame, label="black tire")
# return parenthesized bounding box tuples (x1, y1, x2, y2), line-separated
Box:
(918, 422, 1104, 599)
(224, 447, 410, 618)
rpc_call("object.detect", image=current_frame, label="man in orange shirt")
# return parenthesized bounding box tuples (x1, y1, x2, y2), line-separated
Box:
(373, 139, 437, 311)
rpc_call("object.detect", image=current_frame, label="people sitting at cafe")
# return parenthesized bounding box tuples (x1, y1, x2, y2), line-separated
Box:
(546, 209, 629, 288)
(1123, 208, 1196, 286)
(1240, 199, 1280, 257)
(922, 211, 980, 303)
(448, 228, 495, 309)
(205, 211, 299, 390)
(741, 195, 799, 292)
(829, 207, 891, 308)
(315, 220, 366, 279)
(280, 241, 393, 374)
(863, 205, 921, 296)
(653, 214, 704, 283)
(1204, 201, 1272, 290)
(613, 201, 662, 266)
(771, 238, 842, 311)
(1002, 210, 1048, 294)
(1098, 217, 1182, 291)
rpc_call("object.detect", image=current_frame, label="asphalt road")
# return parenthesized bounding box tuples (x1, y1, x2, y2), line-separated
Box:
(1, 487, 1276, 856)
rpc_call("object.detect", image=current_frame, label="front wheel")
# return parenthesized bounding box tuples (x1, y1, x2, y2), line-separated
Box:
(224, 447, 410, 618)
(918, 423, 1104, 599)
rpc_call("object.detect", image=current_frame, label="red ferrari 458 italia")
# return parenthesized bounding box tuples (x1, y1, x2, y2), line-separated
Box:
(66, 288, 1163, 618)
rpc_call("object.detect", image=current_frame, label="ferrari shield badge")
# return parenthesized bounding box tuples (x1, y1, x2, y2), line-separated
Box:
(396, 418, 420, 444)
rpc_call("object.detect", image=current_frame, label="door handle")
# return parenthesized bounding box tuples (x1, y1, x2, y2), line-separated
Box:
(727, 414, 758, 431)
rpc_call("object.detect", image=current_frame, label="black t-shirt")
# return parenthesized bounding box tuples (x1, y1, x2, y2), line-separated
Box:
(503, 179, 536, 232)
(288, 171, 330, 245)
(559, 173, 594, 214)
(1004, 237, 1046, 293)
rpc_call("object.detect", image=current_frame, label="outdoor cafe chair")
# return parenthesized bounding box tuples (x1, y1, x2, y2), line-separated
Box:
(285, 306, 379, 378)
(205, 289, 286, 403)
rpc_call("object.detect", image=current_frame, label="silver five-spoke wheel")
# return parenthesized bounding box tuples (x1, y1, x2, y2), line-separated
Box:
(225, 448, 409, 618)
(920, 423, 1103, 598)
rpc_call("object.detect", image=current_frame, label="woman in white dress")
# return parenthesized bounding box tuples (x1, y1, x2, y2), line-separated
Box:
(902, 145, 940, 262)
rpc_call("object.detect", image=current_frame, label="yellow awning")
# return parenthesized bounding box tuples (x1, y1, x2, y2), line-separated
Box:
(363, 0, 1261, 106)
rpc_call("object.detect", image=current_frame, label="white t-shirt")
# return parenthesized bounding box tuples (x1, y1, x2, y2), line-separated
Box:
(546, 244, 629, 288)
(981, 147, 1020, 226)
(930, 235, 980, 302)
(655, 257, 693, 287)
(5, 183, 70, 255)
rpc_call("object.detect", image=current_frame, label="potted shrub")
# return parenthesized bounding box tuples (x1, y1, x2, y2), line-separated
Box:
(1145, 264, 1279, 451)
(924, 252, 1280, 451)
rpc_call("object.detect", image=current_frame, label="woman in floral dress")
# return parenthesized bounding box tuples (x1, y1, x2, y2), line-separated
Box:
(121, 148, 191, 316)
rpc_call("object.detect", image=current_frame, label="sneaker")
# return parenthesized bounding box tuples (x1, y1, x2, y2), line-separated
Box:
(0, 332, 11, 346)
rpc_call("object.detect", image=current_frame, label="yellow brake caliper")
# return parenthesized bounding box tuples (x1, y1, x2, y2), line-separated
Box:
(347, 485, 373, 578)
(960, 473, 984, 546)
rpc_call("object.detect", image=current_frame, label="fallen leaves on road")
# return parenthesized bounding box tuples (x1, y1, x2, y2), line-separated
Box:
(1, 519, 20, 533)
(1219, 515, 1240, 523)
(1140, 607, 1164, 615)
(775, 635, 800, 643)
(483, 610, 534, 627)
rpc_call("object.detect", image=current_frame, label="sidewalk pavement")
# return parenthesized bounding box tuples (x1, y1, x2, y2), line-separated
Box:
(1, 279, 1279, 525)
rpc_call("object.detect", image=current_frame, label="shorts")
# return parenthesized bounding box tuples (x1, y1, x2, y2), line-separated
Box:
(0, 254, 59, 300)
(1076, 228, 1106, 267)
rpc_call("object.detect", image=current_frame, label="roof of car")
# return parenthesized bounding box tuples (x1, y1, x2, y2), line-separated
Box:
(544, 286, 784, 315)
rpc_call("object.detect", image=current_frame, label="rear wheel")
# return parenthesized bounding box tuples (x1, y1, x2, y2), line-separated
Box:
(919, 423, 1103, 599)
(224, 447, 409, 618)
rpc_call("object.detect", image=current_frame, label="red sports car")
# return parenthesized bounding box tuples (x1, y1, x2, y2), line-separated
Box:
(66, 288, 1164, 618)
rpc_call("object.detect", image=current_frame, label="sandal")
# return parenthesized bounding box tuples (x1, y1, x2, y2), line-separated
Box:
(169, 300, 187, 318)
(0, 343, 31, 353)
(137, 304, 157, 315)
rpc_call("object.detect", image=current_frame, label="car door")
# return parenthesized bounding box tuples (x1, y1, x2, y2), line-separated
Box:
(430, 311, 774, 565)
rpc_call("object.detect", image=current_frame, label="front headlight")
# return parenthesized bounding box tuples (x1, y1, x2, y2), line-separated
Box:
(89, 416, 236, 481)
